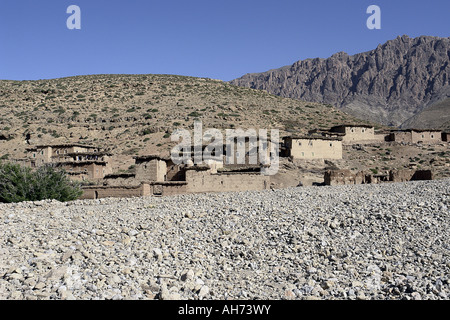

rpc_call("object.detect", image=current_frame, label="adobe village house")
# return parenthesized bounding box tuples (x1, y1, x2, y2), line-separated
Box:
(282, 136, 343, 160)
(18, 124, 447, 199)
(389, 129, 443, 144)
(82, 153, 271, 199)
(26, 144, 112, 181)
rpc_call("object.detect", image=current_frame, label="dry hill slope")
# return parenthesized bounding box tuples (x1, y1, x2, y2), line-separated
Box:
(0, 74, 375, 168)
(402, 98, 450, 130)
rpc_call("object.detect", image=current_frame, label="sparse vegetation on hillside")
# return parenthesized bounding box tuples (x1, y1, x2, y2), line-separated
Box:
(0, 74, 379, 168)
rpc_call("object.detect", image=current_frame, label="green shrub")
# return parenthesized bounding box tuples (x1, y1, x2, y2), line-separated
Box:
(188, 111, 201, 117)
(141, 128, 152, 135)
(0, 162, 83, 203)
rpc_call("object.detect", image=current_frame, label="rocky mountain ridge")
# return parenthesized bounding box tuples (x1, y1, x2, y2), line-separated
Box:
(231, 35, 450, 129)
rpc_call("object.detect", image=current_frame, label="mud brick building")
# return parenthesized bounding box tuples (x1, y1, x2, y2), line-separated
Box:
(283, 135, 343, 160)
(388, 129, 442, 144)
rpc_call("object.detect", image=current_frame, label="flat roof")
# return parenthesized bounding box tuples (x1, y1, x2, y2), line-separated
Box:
(217, 165, 265, 173)
(104, 173, 136, 179)
(52, 152, 112, 157)
(330, 124, 374, 129)
(283, 135, 343, 141)
(308, 129, 346, 135)
(82, 185, 142, 190)
(133, 155, 171, 162)
(146, 181, 187, 186)
(54, 161, 108, 166)
(390, 129, 443, 133)
(185, 165, 211, 171)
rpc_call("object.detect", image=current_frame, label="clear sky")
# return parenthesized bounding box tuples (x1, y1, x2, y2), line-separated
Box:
(0, 0, 449, 81)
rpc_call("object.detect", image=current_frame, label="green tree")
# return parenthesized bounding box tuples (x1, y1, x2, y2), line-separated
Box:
(0, 162, 83, 203)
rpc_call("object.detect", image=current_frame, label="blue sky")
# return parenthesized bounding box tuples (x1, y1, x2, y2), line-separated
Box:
(0, 0, 449, 81)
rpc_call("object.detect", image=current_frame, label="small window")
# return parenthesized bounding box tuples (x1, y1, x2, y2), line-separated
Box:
(308, 141, 313, 146)
(422, 135, 424, 138)
(298, 142, 302, 146)
(431, 135, 434, 139)
(330, 143, 333, 147)
(312, 152, 315, 157)
(362, 128, 365, 133)
(301, 152, 305, 157)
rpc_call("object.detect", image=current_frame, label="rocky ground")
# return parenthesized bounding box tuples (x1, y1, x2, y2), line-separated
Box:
(0, 179, 449, 300)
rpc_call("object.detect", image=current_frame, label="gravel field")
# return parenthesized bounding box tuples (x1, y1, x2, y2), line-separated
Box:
(0, 179, 449, 300)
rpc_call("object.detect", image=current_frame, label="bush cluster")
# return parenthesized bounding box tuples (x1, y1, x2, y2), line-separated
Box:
(0, 162, 83, 203)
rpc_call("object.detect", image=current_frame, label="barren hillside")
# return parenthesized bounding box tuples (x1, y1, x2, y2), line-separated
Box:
(0, 74, 374, 170)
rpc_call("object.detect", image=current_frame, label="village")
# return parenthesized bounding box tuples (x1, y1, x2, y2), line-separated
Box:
(15, 125, 450, 200)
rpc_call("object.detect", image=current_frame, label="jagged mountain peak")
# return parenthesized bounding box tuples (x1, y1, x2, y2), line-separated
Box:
(231, 35, 450, 129)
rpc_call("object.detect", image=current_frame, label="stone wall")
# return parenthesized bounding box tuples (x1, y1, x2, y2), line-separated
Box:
(58, 162, 107, 181)
(374, 134, 389, 142)
(389, 131, 412, 143)
(329, 126, 378, 143)
(148, 182, 187, 196)
(390, 131, 442, 144)
(342, 126, 375, 143)
(81, 182, 188, 199)
(324, 170, 357, 186)
(325, 169, 433, 186)
(389, 169, 433, 182)
(135, 159, 167, 182)
(185, 169, 270, 194)
(286, 138, 342, 160)
(80, 184, 150, 200)
(104, 174, 139, 187)
(411, 131, 442, 144)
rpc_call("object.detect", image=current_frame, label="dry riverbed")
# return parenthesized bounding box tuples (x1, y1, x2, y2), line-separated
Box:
(0, 179, 449, 300)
